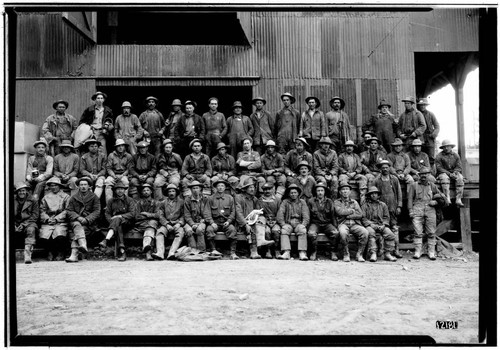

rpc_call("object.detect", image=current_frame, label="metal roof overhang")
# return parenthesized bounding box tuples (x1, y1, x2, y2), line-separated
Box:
(96, 76, 261, 87)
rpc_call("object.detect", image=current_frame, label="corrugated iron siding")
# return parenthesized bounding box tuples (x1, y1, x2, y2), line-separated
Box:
(17, 13, 95, 77)
(97, 78, 259, 87)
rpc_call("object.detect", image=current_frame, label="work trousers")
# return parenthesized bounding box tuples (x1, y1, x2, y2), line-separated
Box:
(338, 222, 368, 249)
(367, 226, 395, 254)
(308, 223, 338, 252)
(184, 223, 207, 251)
(182, 175, 211, 197)
(129, 176, 155, 198)
(280, 219, 307, 251)
(205, 222, 237, 240)
(18, 223, 37, 246)
(339, 174, 368, 190)
(412, 203, 437, 243)
(437, 172, 464, 187)
(108, 217, 132, 249)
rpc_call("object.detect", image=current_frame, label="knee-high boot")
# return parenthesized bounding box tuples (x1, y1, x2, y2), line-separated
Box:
(152, 235, 165, 260)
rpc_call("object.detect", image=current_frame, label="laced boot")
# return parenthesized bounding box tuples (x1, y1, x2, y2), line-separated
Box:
(299, 251, 309, 261)
(279, 250, 291, 260)
(65, 248, 79, 263)
(384, 251, 397, 262)
(24, 245, 33, 264)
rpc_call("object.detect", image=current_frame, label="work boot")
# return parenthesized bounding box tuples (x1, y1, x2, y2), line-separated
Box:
(24, 245, 33, 264)
(145, 251, 154, 261)
(255, 224, 275, 247)
(77, 238, 88, 254)
(47, 251, 54, 261)
(455, 186, 465, 207)
(413, 245, 422, 259)
(117, 247, 126, 262)
(265, 249, 273, 259)
(152, 235, 165, 260)
(279, 250, 291, 260)
(331, 251, 339, 261)
(428, 244, 436, 260)
(384, 252, 397, 262)
(250, 245, 261, 259)
(65, 248, 79, 263)
(441, 183, 452, 205)
(394, 246, 403, 258)
(142, 237, 153, 253)
(167, 236, 182, 260)
(274, 249, 282, 259)
(343, 246, 350, 262)
(356, 248, 365, 262)
(309, 251, 317, 261)
(98, 239, 108, 249)
(299, 251, 309, 261)
(230, 240, 239, 260)
(54, 250, 65, 261)
(208, 240, 222, 256)
(369, 251, 377, 262)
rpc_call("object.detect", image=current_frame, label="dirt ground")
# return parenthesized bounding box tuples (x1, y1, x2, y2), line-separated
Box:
(13, 251, 479, 344)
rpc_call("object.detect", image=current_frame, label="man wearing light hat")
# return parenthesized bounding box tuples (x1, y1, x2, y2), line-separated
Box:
(154, 139, 183, 200)
(276, 92, 301, 154)
(129, 141, 157, 199)
(299, 96, 327, 151)
(165, 99, 183, 143)
(26, 139, 54, 201)
(260, 140, 286, 199)
(250, 97, 275, 155)
(202, 97, 228, 158)
(14, 182, 39, 264)
(387, 138, 414, 185)
(417, 98, 440, 166)
(435, 140, 465, 207)
(397, 96, 427, 151)
(42, 99, 77, 156)
(139, 96, 165, 156)
(175, 100, 205, 158)
(183, 181, 210, 253)
(39, 177, 70, 261)
(325, 96, 352, 153)
(362, 99, 397, 154)
(360, 136, 388, 189)
(79, 91, 114, 156)
(104, 138, 133, 203)
(114, 101, 144, 156)
(53, 140, 80, 197)
(312, 136, 339, 200)
(80, 138, 106, 199)
(407, 139, 436, 183)
(226, 101, 254, 160)
(181, 139, 212, 197)
(284, 137, 313, 186)
(338, 140, 368, 201)
(211, 142, 239, 193)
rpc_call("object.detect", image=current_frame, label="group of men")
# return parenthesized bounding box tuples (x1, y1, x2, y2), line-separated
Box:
(15, 91, 465, 265)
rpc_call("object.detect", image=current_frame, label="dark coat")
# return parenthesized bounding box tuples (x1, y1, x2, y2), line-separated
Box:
(14, 197, 39, 226)
(174, 113, 205, 144)
(79, 105, 114, 126)
(66, 191, 101, 227)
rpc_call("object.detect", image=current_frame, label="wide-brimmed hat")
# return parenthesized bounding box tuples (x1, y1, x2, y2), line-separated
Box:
(189, 138, 202, 149)
(145, 96, 159, 103)
(418, 167, 432, 174)
(240, 177, 257, 190)
(188, 180, 203, 189)
(294, 137, 309, 148)
(366, 186, 381, 195)
(440, 140, 456, 149)
(212, 179, 229, 188)
(91, 91, 107, 101)
(296, 160, 311, 171)
(280, 92, 296, 104)
(252, 97, 266, 105)
(262, 182, 274, 189)
(113, 180, 128, 189)
(163, 139, 173, 146)
(232, 101, 243, 110)
(115, 139, 126, 147)
(376, 160, 391, 168)
(52, 100, 69, 110)
(59, 140, 74, 149)
(329, 96, 345, 109)
(344, 140, 356, 147)
(164, 183, 180, 194)
(140, 183, 154, 190)
(75, 176, 93, 187)
(314, 182, 331, 196)
(363, 130, 376, 138)
(216, 142, 228, 151)
(15, 182, 31, 192)
(305, 96, 321, 108)
(46, 177, 64, 186)
(391, 138, 404, 146)
(33, 140, 48, 148)
(121, 101, 132, 109)
(137, 141, 149, 148)
(417, 98, 430, 105)
(171, 99, 182, 106)
(377, 99, 391, 109)
(84, 138, 101, 147)
(318, 136, 334, 146)
(410, 139, 423, 147)
(338, 182, 352, 191)
(368, 136, 380, 144)
(284, 183, 302, 197)
(402, 96, 416, 104)
(184, 100, 197, 108)
(265, 140, 277, 148)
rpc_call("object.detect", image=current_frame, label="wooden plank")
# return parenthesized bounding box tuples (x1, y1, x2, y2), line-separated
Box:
(459, 199, 473, 254)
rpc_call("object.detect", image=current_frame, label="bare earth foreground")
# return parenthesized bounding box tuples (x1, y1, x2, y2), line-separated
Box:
(14, 254, 479, 343)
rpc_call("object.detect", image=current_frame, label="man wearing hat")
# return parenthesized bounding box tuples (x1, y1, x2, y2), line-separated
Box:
(165, 99, 183, 143)
(294, 160, 316, 200)
(39, 177, 70, 261)
(397, 96, 427, 151)
(387, 138, 414, 185)
(235, 177, 275, 259)
(175, 100, 205, 159)
(435, 140, 465, 207)
(226, 101, 254, 160)
(307, 182, 339, 261)
(275, 92, 301, 154)
(407, 167, 445, 260)
(129, 141, 157, 199)
(356, 130, 387, 155)
(360, 136, 388, 189)
(258, 182, 283, 259)
(181, 139, 212, 197)
(299, 96, 327, 151)
(211, 142, 239, 194)
(66, 176, 101, 263)
(205, 179, 238, 259)
(202, 97, 228, 158)
(154, 139, 183, 200)
(250, 97, 275, 155)
(102, 179, 136, 261)
(407, 139, 436, 183)
(80, 138, 106, 199)
(361, 186, 397, 262)
(373, 160, 403, 258)
(284, 137, 313, 186)
(114, 101, 144, 156)
(129, 183, 161, 261)
(338, 140, 368, 202)
(104, 138, 133, 203)
(80, 91, 114, 156)
(26, 139, 54, 201)
(417, 98, 440, 166)
(14, 182, 39, 264)
(325, 96, 352, 153)
(139, 96, 165, 156)
(53, 140, 80, 197)
(42, 100, 78, 156)
(236, 137, 265, 192)
(260, 140, 286, 199)
(334, 183, 369, 262)
(183, 181, 210, 253)
(362, 99, 398, 154)
(312, 136, 339, 200)
(276, 183, 310, 261)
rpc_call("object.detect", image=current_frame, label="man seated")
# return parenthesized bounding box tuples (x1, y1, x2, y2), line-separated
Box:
(183, 181, 210, 253)
(26, 140, 54, 201)
(236, 137, 265, 193)
(435, 140, 465, 207)
(407, 139, 436, 183)
(104, 139, 133, 203)
(53, 140, 80, 197)
(360, 136, 388, 188)
(338, 140, 368, 202)
(356, 130, 387, 155)
(293, 160, 316, 201)
(260, 140, 286, 199)
(14, 182, 39, 264)
(181, 139, 212, 197)
(284, 137, 313, 186)
(155, 184, 185, 260)
(387, 138, 414, 186)
(129, 141, 157, 199)
(210, 142, 239, 194)
(258, 182, 282, 259)
(154, 139, 183, 200)
(79, 138, 106, 199)
(312, 136, 339, 199)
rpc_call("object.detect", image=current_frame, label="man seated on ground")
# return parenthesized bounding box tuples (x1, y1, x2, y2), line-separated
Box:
(293, 160, 316, 201)
(334, 183, 369, 262)
(102, 180, 136, 262)
(407, 139, 436, 183)
(155, 184, 185, 260)
(361, 186, 397, 263)
(128, 141, 157, 200)
(236, 137, 265, 194)
(204, 179, 238, 259)
(307, 182, 339, 261)
(387, 138, 414, 187)
(338, 140, 368, 203)
(39, 177, 70, 261)
(284, 137, 313, 186)
(312, 136, 339, 199)
(53, 140, 80, 197)
(79, 138, 106, 199)
(26, 140, 54, 201)
(104, 139, 133, 203)
(154, 139, 183, 200)
(14, 182, 39, 264)
(181, 139, 212, 197)
(276, 184, 310, 261)
(258, 182, 282, 259)
(66, 177, 101, 263)
(435, 139, 465, 207)
(130, 183, 161, 261)
(260, 140, 286, 199)
(360, 136, 388, 189)
(210, 142, 239, 194)
(183, 181, 209, 253)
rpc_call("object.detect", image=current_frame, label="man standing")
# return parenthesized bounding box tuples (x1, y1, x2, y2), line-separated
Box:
(79, 138, 106, 199)
(139, 96, 165, 156)
(387, 138, 414, 186)
(260, 140, 286, 199)
(334, 183, 369, 262)
(66, 177, 101, 263)
(226, 101, 254, 160)
(284, 137, 313, 186)
(325, 96, 351, 153)
(104, 139, 133, 203)
(165, 99, 183, 145)
(14, 182, 39, 264)
(361, 187, 397, 262)
(417, 98, 440, 167)
(338, 140, 368, 202)
(397, 96, 427, 151)
(360, 137, 388, 189)
(211, 142, 239, 193)
(183, 181, 210, 253)
(277, 184, 310, 261)
(362, 99, 398, 154)
(80, 91, 114, 155)
(258, 182, 282, 259)
(202, 97, 227, 158)
(26, 140, 54, 201)
(250, 97, 275, 155)
(175, 100, 205, 159)
(53, 140, 80, 197)
(435, 140, 465, 207)
(407, 139, 436, 183)
(312, 136, 339, 199)
(114, 101, 144, 156)
(181, 139, 212, 197)
(154, 139, 183, 200)
(275, 92, 301, 154)
(128, 141, 157, 199)
(299, 96, 327, 151)
(42, 99, 77, 156)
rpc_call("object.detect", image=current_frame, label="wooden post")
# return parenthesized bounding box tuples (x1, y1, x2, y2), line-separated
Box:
(455, 85, 469, 179)
(459, 198, 473, 254)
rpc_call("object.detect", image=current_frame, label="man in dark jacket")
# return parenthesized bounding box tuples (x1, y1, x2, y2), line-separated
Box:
(79, 138, 106, 199)
(139, 96, 165, 156)
(42, 99, 77, 156)
(362, 99, 398, 154)
(397, 96, 427, 151)
(79, 91, 114, 156)
(258, 182, 282, 259)
(360, 137, 388, 189)
(250, 97, 275, 154)
(211, 142, 239, 193)
(183, 181, 210, 253)
(14, 182, 39, 264)
(338, 140, 368, 202)
(181, 139, 212, 197)
(417, 98, 440, 167)
(155, 184, 185, 260)
(435, 140, 465, 207)
(128, 141, 157, 199)
(174, 100, 205, 159)
(276, 92, 301, 154)
(153, 139, 183, 200)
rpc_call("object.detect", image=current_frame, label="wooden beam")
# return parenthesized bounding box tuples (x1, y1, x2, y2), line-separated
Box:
(459, 199, 473, 254)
